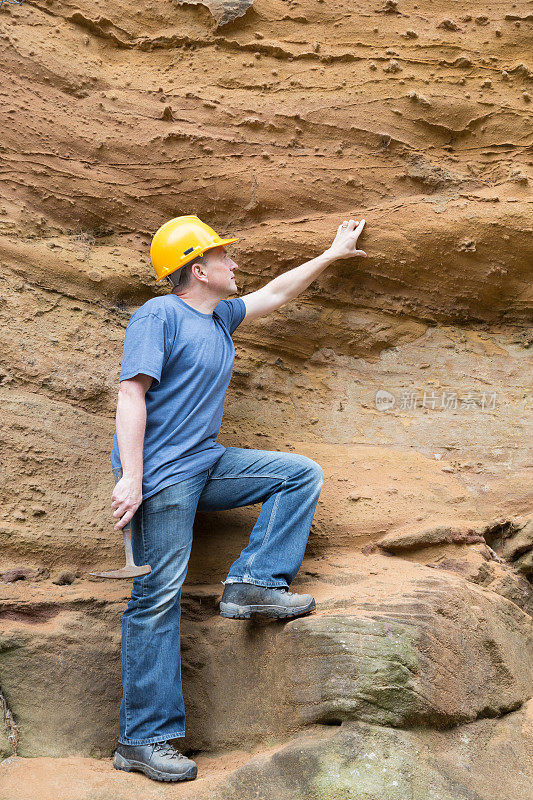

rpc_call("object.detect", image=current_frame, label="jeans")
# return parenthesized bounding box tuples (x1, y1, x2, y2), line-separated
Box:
(113, 446, 323, 745)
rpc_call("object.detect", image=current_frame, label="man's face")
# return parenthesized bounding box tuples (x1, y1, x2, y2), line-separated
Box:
(205, 246, 238, 295)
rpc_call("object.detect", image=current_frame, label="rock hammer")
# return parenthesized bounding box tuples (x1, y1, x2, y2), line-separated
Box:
(90, 524, 151, 579)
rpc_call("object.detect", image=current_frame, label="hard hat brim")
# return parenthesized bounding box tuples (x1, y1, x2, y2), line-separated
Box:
(205, 236, 239, 251)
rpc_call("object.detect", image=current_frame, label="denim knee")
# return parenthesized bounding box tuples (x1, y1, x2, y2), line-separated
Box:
(135, 570, 184, 618)
(289, 454, 323, 488)
(132, 591, 180, 634)
(304, 456, 324, 486)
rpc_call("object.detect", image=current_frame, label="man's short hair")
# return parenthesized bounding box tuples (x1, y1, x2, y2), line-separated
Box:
(167, 253, 209, 291)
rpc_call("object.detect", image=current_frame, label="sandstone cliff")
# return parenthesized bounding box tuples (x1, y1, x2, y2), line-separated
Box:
(0, 0, 532, 798)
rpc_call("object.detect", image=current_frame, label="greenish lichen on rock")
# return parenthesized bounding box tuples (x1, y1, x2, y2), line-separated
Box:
(0, 685, 18, 758)
(207, 702, 533, 800)
(175, 0, 254, 26)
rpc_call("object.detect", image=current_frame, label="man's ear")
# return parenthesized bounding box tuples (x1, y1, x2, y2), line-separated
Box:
(191, 261, 209, 283)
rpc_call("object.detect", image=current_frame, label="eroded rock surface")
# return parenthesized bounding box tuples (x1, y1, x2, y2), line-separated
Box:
(1, 557, 531, 760)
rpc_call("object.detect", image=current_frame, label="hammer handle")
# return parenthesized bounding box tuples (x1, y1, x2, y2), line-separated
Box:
(123, 526, 135, 567)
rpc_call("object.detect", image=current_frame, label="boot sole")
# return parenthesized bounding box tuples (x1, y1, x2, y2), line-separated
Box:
(219, 600, 316, 620)
(113, 751, 197, 782)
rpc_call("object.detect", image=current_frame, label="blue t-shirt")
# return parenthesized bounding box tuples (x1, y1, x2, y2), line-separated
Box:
(110, 293, 246, 499)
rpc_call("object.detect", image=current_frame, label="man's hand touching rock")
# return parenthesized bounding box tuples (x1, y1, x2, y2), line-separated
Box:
(326, 218, 367, 260)
(111, 475, 143, 531)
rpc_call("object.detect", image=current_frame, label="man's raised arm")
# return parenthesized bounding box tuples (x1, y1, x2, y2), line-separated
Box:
(240, 218, 366, 324)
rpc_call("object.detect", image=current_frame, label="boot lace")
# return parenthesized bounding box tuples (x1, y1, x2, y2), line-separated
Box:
(152, 741, 187, 760)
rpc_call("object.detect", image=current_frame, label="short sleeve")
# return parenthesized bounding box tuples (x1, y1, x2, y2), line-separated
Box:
(119, 313, 167, 386)
(213, 297, 246, 335)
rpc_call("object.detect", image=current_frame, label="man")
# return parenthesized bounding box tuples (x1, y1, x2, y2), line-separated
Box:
(110, 214, 367, 782)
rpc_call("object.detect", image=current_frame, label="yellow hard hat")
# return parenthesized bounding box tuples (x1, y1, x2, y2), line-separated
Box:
(150, 215, 239, 282)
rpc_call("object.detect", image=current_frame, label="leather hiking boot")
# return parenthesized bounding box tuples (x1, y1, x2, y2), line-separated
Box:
(113, 740, 197, 782)
(219, 583, 316, 620)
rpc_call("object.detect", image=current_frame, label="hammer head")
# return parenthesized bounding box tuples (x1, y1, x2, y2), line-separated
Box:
(89, 564, 151, 579)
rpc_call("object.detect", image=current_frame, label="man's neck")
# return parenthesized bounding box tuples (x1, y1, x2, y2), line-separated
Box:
(170, 289, 222, 316)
